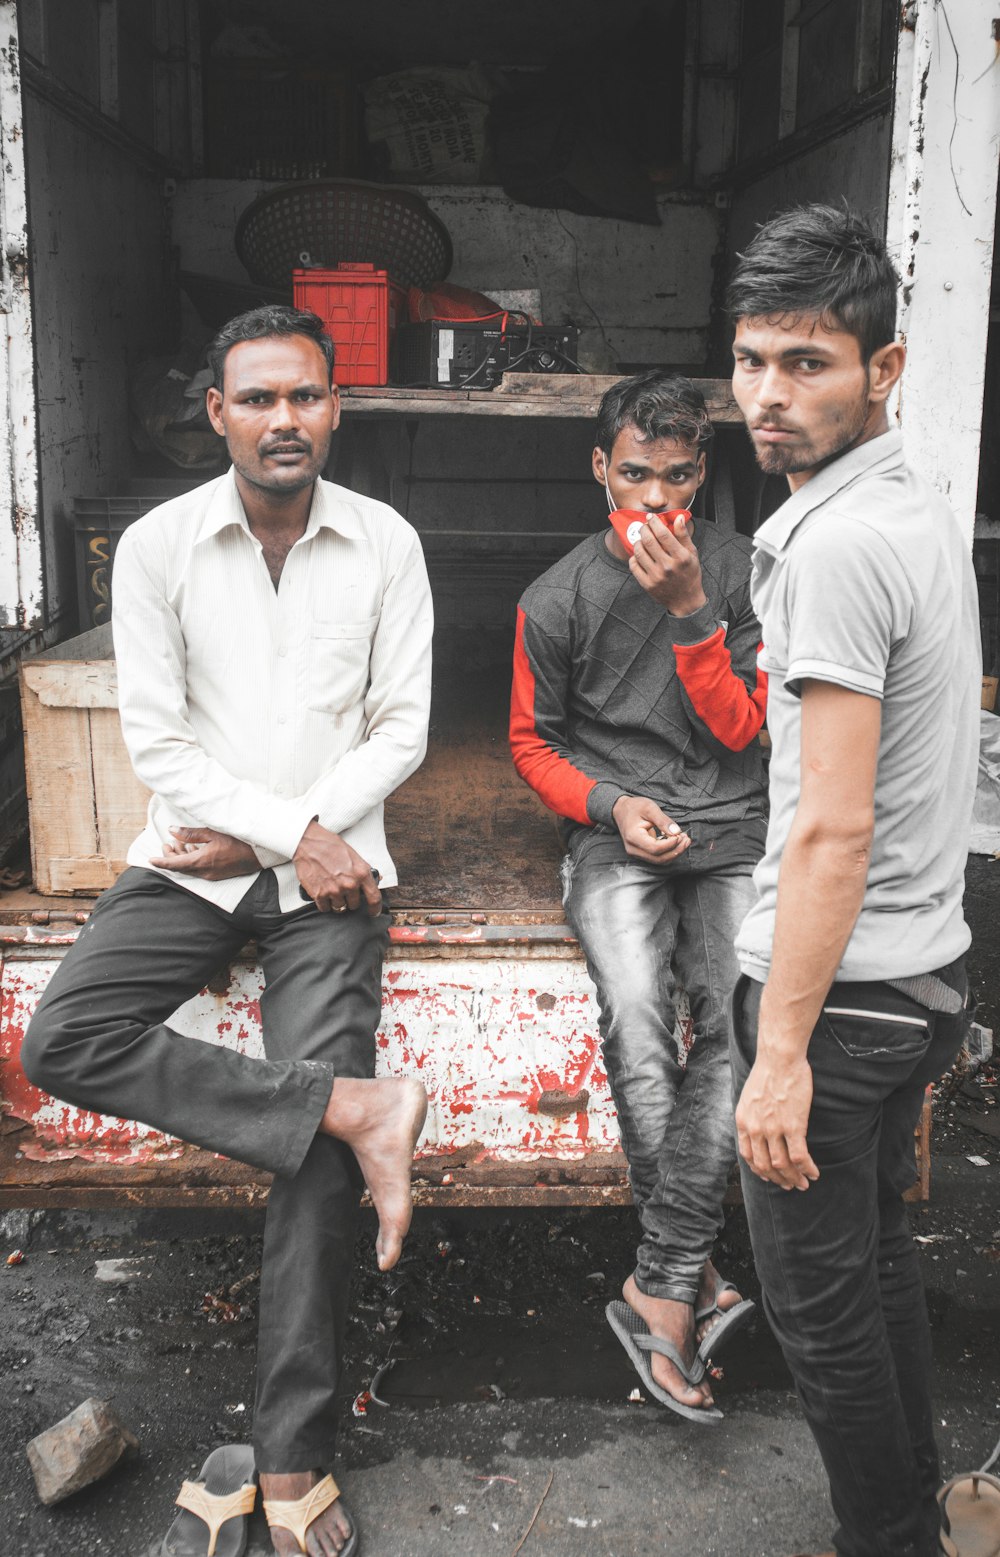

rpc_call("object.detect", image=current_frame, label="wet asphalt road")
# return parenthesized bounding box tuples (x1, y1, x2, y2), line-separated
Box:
(2, 1148, 998, 1557)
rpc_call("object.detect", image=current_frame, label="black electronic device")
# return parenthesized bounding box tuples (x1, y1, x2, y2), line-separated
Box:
(392, 320, 579, 389)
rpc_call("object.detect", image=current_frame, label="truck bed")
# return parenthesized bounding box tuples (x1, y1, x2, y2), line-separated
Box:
(386, 666, 564, 912)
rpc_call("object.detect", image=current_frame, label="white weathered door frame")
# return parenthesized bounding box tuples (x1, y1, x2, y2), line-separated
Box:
(887, 0, 1000, 540)
(0, 2, 40, 634)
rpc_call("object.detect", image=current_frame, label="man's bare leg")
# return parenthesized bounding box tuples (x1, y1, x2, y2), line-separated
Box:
(261, 1075, 428, 1555)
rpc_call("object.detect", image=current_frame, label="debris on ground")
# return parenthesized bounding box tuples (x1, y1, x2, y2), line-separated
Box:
(202, 1289, 245, 1323)
(952, 1066, 1000, 1142)
(94, 1258, 146, 1284)
(27, 1397, 139, 1506)
(511, 1468, 554, 1556)
(7, 1249, 24, 1265)
(369, 1357, 395, 1406)
(226, 1268, 259, 1301)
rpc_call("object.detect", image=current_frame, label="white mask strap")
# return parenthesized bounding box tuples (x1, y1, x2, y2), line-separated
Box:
(599, 459, 614, 513)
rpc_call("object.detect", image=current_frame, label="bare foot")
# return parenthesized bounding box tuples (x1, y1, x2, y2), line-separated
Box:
(695, 1257, 745, 1346)
(319, 1076, 428, 1270)
(622, 1272, 715, 1411)
(261, 1470, 353, 1557)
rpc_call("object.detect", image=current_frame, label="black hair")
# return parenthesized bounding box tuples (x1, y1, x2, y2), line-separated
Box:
(595, 371, 713, 458)
(206, 304, 335, 392)
(725, 203, 899, 363)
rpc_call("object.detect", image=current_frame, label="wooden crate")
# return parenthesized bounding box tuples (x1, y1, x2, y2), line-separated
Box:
(19, 625, 149, 895)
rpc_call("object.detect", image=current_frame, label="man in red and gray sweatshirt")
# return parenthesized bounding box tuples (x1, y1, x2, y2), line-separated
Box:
(510, 372, 767, 1421)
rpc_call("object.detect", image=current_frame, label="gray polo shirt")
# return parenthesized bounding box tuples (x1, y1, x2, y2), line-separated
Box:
(736, 429, 980, 984)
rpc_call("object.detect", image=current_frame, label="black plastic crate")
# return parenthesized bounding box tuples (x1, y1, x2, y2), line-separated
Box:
(73, 488, 194, 630)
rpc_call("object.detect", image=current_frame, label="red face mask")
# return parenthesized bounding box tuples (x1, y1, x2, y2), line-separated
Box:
(608, 508, 692, 557)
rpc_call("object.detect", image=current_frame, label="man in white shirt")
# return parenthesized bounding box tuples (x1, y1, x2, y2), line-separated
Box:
(22, 305, 434, 1556)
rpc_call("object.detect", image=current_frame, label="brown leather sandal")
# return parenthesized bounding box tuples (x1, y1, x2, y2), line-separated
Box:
(263, 1472, 358, 1555)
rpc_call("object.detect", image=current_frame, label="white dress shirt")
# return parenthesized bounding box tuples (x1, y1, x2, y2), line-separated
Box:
(112, 469, 433, 913)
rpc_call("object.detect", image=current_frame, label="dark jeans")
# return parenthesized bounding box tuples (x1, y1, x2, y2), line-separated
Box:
(731, 969, 967, 1557)
(562, 826, 755, 1303)
(21, 867, 389, 1472)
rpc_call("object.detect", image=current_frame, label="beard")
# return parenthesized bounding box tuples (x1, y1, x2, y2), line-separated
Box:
(232, 433, 331, 496)
(748, 384, 870, 477)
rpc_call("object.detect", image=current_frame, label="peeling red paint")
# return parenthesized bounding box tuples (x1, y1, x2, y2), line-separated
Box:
(1, 950, 696, 1179)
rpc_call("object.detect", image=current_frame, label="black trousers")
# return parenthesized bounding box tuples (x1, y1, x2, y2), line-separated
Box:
(21, 867, 389, 1471)
(731, 967, 967, 1557)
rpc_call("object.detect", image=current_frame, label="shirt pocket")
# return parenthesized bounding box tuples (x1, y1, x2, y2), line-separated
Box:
(306, 614, 379, 714)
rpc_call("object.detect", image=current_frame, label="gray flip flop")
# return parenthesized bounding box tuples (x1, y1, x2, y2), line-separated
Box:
(694, 1273, 757, 1366)
(161, 1444, 257, 1557)
(605, 1299, 723, 1425)
(695, 1273, 743, 1324)
(697, 1300, 756, 1366)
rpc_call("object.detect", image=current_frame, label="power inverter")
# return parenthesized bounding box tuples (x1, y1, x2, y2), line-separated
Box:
(392, 320, 579, 389)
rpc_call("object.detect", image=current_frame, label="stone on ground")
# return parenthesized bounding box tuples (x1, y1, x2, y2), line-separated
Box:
(27, 1397, 139, 1506)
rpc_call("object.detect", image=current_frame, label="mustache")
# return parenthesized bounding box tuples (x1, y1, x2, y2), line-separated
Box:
(261, 438, 310, 454)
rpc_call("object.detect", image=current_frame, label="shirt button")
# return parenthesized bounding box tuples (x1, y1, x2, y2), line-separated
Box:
(275, 784, 286, 795)
(277, 714, 287, 725)
(277, 644, 288, 657)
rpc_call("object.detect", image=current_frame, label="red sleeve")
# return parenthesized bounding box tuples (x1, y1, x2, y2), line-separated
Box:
(510, 606, 597, 825)
(673, 629, 768, 750)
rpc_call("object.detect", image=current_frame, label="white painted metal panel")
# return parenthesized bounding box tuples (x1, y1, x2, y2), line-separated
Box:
(1, 949, 695, 1172)
(0, 2, 41, 629)
(887, 0, 1000, 538)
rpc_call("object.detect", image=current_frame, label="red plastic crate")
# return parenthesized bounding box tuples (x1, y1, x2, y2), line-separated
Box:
(293, 263, 406, 386)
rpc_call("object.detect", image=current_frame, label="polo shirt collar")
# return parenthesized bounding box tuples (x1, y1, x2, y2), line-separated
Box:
(195, 468, 365, 545)
(754, 429, 904, 558)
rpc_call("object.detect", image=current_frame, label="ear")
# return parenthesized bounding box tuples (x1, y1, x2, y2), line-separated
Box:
(330, 382, 342, 432)
(205, 386, 226, 437)
(695, 450, 707, 489)
(592, 446, 608, 486)
(867, 341, 906, 407)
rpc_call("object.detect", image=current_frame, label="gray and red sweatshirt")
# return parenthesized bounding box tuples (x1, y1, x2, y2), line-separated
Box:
(510, 523, 768, 850)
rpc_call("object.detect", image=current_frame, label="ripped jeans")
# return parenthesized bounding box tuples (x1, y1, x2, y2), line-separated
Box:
(562, 825, 755, 1303)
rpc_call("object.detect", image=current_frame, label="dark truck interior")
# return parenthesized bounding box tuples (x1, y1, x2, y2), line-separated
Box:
(21, 0, 981, 922)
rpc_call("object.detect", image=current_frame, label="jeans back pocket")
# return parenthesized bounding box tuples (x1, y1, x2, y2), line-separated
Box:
(820, 1005, 931, 1061)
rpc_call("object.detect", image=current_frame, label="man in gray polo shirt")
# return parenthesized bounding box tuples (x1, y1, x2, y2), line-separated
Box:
(727, 205, 979, 1557)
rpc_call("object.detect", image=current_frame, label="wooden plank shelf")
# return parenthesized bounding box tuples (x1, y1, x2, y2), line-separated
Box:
(340, 374, 741, 422)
